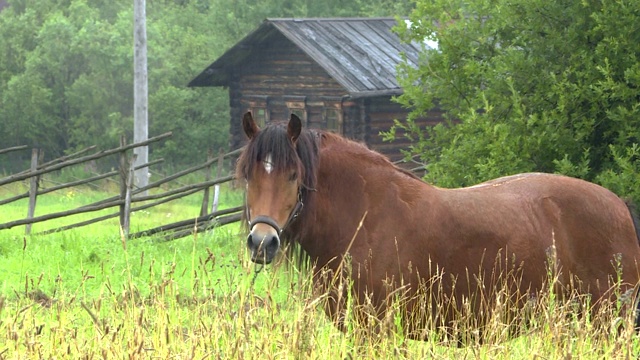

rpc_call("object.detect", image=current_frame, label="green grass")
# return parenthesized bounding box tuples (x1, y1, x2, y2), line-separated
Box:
(0, 184, 639, 358)
(0, 181, 245, 299)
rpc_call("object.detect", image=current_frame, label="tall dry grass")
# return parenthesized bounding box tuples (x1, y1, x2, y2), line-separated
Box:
(1, 233, 639, 359)
(0, 184, 639, 358)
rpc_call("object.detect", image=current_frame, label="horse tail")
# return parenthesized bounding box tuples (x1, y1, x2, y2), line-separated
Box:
(624, 200, 640, 331)
(626, 199, 640, 247)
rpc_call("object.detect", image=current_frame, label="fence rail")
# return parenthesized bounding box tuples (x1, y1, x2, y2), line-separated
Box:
(0, 145, 28, 156)
(0, 137, 243, 241)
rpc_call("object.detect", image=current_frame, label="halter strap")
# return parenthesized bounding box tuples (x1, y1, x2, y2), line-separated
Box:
(246, 189, 304, 234)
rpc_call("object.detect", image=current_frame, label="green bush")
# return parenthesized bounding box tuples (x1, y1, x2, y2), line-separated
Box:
(391, 0, 640, 203)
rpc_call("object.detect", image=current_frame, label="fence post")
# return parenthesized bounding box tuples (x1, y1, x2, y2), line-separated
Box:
(122, 154, 137, 238)
(119, 136, 128, 230)
(200, 149, 213, 217)
(211, 148, 225, 214)
(25, 148, 41, 235)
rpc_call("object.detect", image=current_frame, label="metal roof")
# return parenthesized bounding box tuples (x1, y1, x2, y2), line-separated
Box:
(188, 18, 424, 97)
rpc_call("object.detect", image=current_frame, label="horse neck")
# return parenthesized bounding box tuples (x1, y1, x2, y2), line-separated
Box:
(294, 137, 434, 266)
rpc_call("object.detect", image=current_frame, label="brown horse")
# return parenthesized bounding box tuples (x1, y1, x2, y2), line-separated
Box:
(236, 111, 640, 339)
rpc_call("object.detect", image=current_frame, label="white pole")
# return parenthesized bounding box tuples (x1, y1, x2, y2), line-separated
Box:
(133, 0, 148, 192)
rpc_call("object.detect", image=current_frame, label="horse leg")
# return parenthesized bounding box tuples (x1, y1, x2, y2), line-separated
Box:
(313, 266, 350, 331)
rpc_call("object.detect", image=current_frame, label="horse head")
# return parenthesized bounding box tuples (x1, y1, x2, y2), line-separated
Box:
(237, 111, 308, 264)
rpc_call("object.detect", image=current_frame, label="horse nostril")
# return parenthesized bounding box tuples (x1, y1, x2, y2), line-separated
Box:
(267, 235, 279, 250)
(246, 234, 254, 249)
(247, 232, 280, 251)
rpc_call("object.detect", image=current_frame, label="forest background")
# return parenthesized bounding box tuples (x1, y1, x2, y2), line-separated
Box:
(0, 0, 411, 171)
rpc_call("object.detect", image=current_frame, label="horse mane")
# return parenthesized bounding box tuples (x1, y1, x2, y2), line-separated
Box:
(236, 123, 418, 198)
(320, 131, 423, 182)
(236, 121, 319, 195)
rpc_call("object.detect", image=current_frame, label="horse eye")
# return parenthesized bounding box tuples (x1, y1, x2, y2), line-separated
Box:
(289, 171, 297, 181)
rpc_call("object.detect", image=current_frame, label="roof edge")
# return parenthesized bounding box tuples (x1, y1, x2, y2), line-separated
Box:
(346, 89, 404, 99)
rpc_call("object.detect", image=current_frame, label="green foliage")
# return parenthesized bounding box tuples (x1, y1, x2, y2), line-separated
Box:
(0, 0, 232, 171)
(596, 144, 640, 203)
(0, 1, 132, 158)
(391, 0, 640, 201)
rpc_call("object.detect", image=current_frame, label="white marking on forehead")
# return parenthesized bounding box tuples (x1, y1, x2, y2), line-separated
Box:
(263, 153, 273, 174)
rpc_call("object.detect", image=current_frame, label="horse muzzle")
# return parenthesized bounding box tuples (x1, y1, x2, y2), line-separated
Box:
(247, 216, 282, 264)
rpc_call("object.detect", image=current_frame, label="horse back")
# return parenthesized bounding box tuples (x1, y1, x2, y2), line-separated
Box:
(437, 172, 640, 297)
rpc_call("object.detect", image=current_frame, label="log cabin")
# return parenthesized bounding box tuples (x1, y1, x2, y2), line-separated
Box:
(189, 17, 443, 165)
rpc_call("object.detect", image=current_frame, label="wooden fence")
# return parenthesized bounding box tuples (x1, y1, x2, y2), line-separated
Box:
(0, 134, 243, 241)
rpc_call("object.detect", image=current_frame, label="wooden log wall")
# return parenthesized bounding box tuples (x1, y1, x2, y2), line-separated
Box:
(365, 98, 445, 163)
(229, 33, 349, 149)
(225, 31, 447, 166)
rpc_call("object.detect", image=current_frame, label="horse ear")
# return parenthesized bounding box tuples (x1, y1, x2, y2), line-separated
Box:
(242, 111, 260, 139)
(288, 114, 302, 143)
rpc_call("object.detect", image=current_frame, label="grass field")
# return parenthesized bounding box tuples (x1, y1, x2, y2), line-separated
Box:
(0, 182, 639, 358)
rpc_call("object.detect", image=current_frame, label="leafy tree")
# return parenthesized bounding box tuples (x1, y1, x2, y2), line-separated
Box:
(391, 0, 640, 201)
(0, 0, 228, 170)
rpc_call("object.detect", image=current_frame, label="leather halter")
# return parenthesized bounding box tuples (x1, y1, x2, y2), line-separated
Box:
(246, 189, 304, 235)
